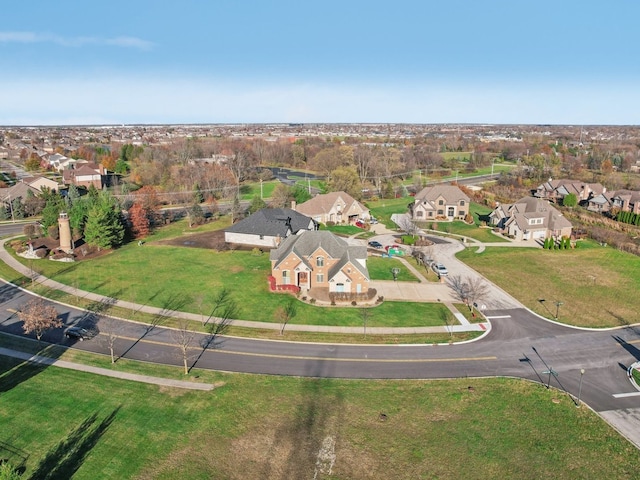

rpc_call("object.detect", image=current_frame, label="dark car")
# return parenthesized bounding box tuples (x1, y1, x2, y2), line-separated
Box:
(368, 241, 383, 248)
(64, 326, 97, 341)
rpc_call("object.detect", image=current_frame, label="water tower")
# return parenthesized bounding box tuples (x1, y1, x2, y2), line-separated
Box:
(58, 212, 73, 253)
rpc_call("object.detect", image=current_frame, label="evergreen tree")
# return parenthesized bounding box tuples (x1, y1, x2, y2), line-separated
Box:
(248, 195, 267, 214)
(193, 184, 204, 204)
(84, 196, 124, 250)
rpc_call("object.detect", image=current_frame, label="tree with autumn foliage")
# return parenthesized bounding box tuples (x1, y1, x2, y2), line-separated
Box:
(19, 298, 62, 344)
(128, 202, 151, 238)
(133, 185, 160, 227)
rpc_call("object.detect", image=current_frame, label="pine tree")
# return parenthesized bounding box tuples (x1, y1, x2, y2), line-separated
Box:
(84, 197, 125, 250)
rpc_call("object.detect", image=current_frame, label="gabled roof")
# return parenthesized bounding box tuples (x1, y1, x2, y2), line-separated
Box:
(501, 197, 572, 231)
(413, 185, 470, 205)
(1, 182, 39, 202)
(270, 230, 368, 280)
(296, 191, 367, 217)
(227, 208, 315, 237)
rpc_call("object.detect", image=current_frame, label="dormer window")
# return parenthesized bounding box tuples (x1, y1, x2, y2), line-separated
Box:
(438, 199, 444, 205)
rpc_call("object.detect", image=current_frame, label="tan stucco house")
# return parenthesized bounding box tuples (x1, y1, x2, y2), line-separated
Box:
(409, 185, 470, 221)
(489, 197, 573, 241)
(295, 191, 369, 225)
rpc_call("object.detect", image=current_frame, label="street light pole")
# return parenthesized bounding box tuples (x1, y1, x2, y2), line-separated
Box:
(577, 369, 585, 407)
(555, 301, 563, 320)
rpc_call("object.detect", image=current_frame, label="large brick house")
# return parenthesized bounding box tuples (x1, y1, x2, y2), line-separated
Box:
(409, 185, 470, 221)
(269, 230, 369, 295)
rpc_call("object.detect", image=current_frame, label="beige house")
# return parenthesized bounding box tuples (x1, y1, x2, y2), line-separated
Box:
(489, 197, 573, 241)
(409, 185, 470, 221)
(269, 230, 369, 296)
(62, 163, 105, 189)
(535, 178, 606, 203)
(295, 191, 369, 225)
(21, 176, 59, 193)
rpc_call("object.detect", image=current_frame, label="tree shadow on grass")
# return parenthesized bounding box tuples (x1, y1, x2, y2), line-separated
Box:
(29, 406, 121, 480)
(258, 352, 344, 479)
(0, 344, 63, 395)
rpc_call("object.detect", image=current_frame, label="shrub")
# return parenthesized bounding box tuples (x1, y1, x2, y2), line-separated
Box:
(48, 225, 59, 240)
(351, 300, 357, 306)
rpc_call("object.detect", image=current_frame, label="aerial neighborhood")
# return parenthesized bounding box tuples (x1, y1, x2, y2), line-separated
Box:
(1, 122, 640, 478)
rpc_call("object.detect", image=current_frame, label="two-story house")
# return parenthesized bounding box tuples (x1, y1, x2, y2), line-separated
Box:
(269, 230, 369, 296)
(490, 197, 573, 241)
(409, 185, 470, 221)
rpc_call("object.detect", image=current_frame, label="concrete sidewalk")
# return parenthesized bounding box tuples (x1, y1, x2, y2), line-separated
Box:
(0, 347, 216, 390)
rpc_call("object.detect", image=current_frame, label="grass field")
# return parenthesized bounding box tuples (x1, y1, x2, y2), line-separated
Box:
(1, 353, 638, 479)
(457, 240, 640, 327)
(11, 232, 451, 329)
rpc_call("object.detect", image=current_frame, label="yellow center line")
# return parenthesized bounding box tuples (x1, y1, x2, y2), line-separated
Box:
(108, 334, 497, 363)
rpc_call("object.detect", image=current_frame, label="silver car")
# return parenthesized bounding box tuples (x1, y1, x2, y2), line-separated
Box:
(431, 263, 448, 276)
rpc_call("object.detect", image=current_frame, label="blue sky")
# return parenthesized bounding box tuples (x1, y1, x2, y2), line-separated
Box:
(1, 1, 638, 125)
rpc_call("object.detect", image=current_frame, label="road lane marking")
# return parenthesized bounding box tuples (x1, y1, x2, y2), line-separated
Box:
(485, 315, 511, 319)
(613, 392, 640, 398)
(101, 334, 498, 363)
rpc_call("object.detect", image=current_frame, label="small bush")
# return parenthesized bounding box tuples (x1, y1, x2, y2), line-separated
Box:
(351, 300, 357, 306)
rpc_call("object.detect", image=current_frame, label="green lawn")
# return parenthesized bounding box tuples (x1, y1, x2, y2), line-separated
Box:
(366, 197, 412, 229)
(1, 353, 638, 479)
(457, 240, 640, 327)
(367, 256, 422, 282)
(14, 231, 450, 328)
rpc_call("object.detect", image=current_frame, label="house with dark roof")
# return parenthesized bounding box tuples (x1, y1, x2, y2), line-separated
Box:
(409, 185, 470, 221)
(295, 191, 370, 225)
(224, 208, 317, 248)
(489, 197, 573, 241)
(269, 230, 369, 295)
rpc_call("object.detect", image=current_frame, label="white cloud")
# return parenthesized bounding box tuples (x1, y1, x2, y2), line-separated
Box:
(0, 31, 154, 50)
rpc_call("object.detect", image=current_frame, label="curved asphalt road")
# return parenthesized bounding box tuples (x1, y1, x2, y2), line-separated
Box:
(1, 222, 640, 447)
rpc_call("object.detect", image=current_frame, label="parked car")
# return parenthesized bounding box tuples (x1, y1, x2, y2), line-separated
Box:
(355, 220, 365, 228)
(431, 263, 448, 276)
(64, 326, 97, 341)
(369, 217, 378, 224)
(368, 240, 383, 248)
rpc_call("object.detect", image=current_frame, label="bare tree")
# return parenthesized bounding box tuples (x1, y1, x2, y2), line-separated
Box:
(397, 214, 420, 238)
(360, 307, 371, 338)
(173, 318, 197, 374)
(447, 275, 490, 316)
(99, 317, 123, 364)
(275, 297, 298, 336)
(19, 298, 61, 344)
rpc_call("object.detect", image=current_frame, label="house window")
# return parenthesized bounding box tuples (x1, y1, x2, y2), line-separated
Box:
(528, 218, 543, 225)
(459, 211, 465, 217)
(460, 200, 465, 206)
(428, 211, 433, 217)
(416, 210, 423, 218)
(438, 199, 444, 205)
(437, 209, 444, 216)
(447, 207, 455, 217)
(316, 256, 324, 267)
(316, 273, 324, 283)
(282, 270, 290, 285)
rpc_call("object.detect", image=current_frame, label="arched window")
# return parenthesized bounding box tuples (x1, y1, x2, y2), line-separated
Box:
(316, 256, 324, 267)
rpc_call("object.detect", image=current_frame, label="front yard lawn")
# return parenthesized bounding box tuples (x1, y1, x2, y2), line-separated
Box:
(456, 240, 640, 327)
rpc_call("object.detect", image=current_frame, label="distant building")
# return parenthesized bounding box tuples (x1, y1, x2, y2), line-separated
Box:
(409, 185, 470, 221)
(295, 191, 370, 225)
